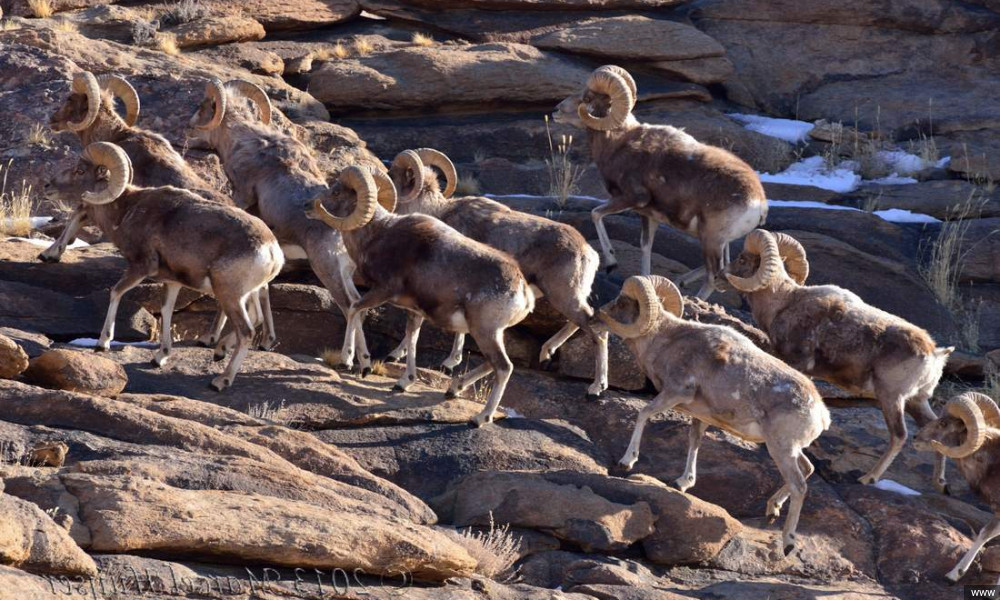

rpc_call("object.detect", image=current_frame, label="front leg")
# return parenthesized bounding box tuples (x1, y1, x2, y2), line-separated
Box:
(441, 333, 465, 376)
(639, 215, 658, 276)
(393, 311, 424, 392)
(343, 287, 395, 379)
(97, 265, 153, 351)
(39, 209, 87, 263)
(590, 194, 638, 274)
(620, 390, 692, 470)
(152, 283, 181, 367)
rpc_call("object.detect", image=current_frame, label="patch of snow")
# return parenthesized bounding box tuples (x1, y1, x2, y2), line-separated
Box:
(728, 113, 814, 143)
(68, 338, 158, 349)
(873, 479, 921, 497)
(759, 156, 862, 193)
(30, 216, 53, 228)
(936, 156, 952, 169)
(504, 408, 525, 419)
(5, 236, 89, 249)
(868, 175, 919, 185)
(768, 200, 940, 224)
(877, 150, 929, 176)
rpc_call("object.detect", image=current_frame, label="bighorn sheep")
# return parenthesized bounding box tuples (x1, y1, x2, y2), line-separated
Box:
(386, 148, 608, 398)
(44, 71, 274, 350)
(46, 142, 283, 390)
(914, 392, 1000, 582)
(599, 275, 830, 555)
(187, 79, 373, 373)
(719, 229, 954, 490)
(554, 65, 767, 299)
(307, 165, 535, 427)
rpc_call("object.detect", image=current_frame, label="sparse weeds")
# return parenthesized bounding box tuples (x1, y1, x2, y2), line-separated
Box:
(453, 513, 520, 581)
(156, 34, 180, 55)
(353, 37, 374, 57)
(370, 360, 387, 377)
(247, 399, 286, 423)
(130, 19, 159, 46)
(320, 347, 341, 369)
(860, 189, 882, 214)
(960, 300, 983, 353)
(27, 122, 51, 148)
(545, 115, 584, 209)
(314, 42, 349, 61)
(0, 19, 20, 31)
(28, 0, 53, 18)
(412, 32, 434, 47)
(0, 160, 33, 237)
(160, 0, 208, 28)
(919, 191, 983, 313)
(52, 18, 77, 33)
(455, 173, 482, 196)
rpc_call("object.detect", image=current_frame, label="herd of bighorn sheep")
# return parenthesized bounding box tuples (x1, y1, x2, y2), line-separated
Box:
(32, 65, 993, 577)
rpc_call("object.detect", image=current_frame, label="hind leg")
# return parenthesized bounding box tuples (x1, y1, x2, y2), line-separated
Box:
(907, 394, 948, 494)
(441, 333, 465, 376)
(393, 311, 424, 392)
(210, 293, 255, 391)
(694, 240, 725, 300)
(767, 444, 810, 556)
(198, 310, 227, 348)
(860, 393, 908, 485)
(674, 420, 709, 492)
(539, 323, 580, 368)
(152, 283, 181, 368)
(639, 215, 657, 276)
(947, 516, 1000, 582)
(766, 453, 814, 522)
(467, 328, 514, 428)
(591, 196, 634, 273)
(257, 286, 277, 351)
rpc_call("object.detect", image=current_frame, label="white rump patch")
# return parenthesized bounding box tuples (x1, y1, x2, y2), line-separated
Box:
(280, 244, 308, 260)
(448, 311, 469, 333)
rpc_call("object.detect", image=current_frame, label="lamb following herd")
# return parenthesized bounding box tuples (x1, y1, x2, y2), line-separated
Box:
(32, 65, 996, 581)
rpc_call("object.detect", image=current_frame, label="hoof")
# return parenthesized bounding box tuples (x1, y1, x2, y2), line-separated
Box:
(439, 365, 453, 377)
(585, 392, 604, 401)
(857, 474, 876, 486)
(538, 359, 553, 371)
(783, 544, 795, 557)
(38, 254, 59, 264)
(467, 420, 480, 429)
(93, 346, 109, 353)
(445, 389, 458, 400)
(212, 352, 226, 362)
(360, 366, 372, 378)
(604, 263, 618, 275)
(391, 384, 405, 393)
(668, 479, 683, 491)
(209, 379, 228, 392)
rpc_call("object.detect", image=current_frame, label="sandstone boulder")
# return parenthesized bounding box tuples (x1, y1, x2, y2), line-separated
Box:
(0, 494, 96, 577)
(64, 473, 477, 581)
(168, 15, 265, 49)
(0, 565, 66, 600)
(956, 217, 1000, 284)
(309, 42, 590, 112)
(0, 333, 28, 379)
(24, 349, 127, 397)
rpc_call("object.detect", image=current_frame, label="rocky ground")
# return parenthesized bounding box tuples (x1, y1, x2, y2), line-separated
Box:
(1, 0, 1000, 599)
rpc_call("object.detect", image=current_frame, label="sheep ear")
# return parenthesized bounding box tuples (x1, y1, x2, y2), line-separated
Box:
(95, 165, 110, 181)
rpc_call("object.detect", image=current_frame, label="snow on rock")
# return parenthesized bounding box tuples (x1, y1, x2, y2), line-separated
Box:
(873, 479, 921, 497)
(768, 200, 940, 224)
(728, 113, 814, 143)
(68, 338, 158, 349)
(5, 236, 89, 249)
(759, 156, 862, 193)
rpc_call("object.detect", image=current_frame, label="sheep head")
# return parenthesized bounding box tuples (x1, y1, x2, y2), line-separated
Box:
(390, 148, 457, 204)
(45, 142, 133, 207)
(50, 72, 140, 133)
(554, 65, 636, 131)
(307, 165, 395, 231)
(188, 79, 271, 133)
(720, 229, 807, 293)
(598, 275, 683, 339)
(914, 392, 1000, 459)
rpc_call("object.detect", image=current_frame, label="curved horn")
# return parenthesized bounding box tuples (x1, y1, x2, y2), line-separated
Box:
(97, 74, 140, 127)
(726, 229, 784, 292)
(197, 79, 227, 131)
(774, 232, 809, 285)
(80, 142, 131, 205)
(596, 65, 637, 101)
(227, 80, 272, 125)
(932, 393, 988, 459)
(648, 275, 683, 318)
(368, 167, 398, 213)
(600, 276, 660, 339)
(390, 150, 425, 204)
(415, 148, 457, 198)
(68, 72, 101, 132)
(578, 69, 634, 132)
(310, 166, 378, 231)
(969, 392, 1000, 429)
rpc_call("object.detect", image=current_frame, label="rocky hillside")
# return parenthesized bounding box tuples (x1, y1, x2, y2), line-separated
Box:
(1, 0, 999, 599)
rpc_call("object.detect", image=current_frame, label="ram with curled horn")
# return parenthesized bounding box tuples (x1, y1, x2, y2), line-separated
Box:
(553, 65, 768, 299)
(914, 392, 1000, 582)
(45, 142, 284, 391)
(597, 274, 830, 557)
(41, 71, 278, 352)
(188, 77, 387, 374)
(305, 164, 535, 428)
(384, 147, 610, 399)
(720, 228, 955, 491)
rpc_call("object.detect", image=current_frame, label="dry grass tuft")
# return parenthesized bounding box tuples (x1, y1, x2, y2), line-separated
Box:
(919, 191, 983, 313)
(353, 37, 374, 57)
(370, 360, 387, 377)
(28, 0, 53, 18)
(412, 32, 434, 47)
(314, 42, 349, 61)
(52, 18, 77, 33)
(320, 347, 341, 368)
(0, 160, 33, 237)
(0, 19, 20, 31)
(156, 34, 180, 55)
(545, 115, 584, 208)
(247, 400, 286, 423)
(27, 122, 52, 148)
(452, 514, 520, 580)
(455, 173, 481, 196)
